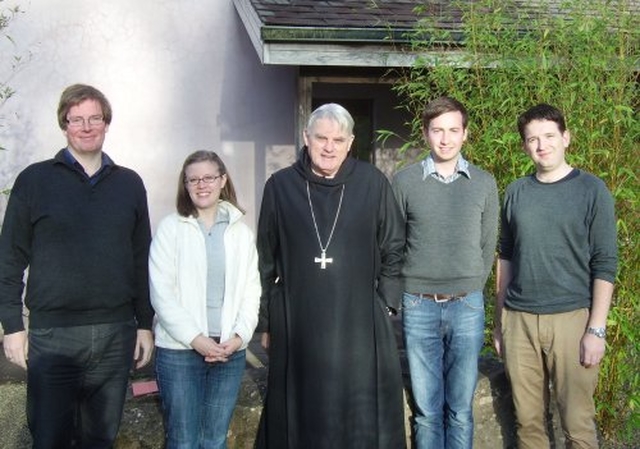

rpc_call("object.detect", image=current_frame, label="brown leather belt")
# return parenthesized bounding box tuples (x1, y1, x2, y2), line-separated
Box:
(411, 292, 468, 303)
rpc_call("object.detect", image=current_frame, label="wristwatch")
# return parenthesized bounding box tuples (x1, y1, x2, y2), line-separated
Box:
(587, 327, 607, 339)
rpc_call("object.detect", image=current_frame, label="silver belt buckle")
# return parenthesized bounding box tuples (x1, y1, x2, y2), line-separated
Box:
(434, 294, 449, 303)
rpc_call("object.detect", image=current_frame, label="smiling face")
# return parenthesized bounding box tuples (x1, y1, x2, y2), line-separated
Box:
(522, 119, 571, 178)
(63, 99, 109, 158)
(304, 117, 354, 178)
(184, 160, 227, 215)
(423, 110, 468, 166)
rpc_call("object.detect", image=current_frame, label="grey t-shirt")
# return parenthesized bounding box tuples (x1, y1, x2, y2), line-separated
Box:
(199, 208, 229, 337)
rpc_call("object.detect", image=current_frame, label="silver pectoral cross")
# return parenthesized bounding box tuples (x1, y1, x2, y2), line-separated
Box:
(314, 251, 333, 269)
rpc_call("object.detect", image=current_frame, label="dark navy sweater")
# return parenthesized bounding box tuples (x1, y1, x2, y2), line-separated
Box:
(0, 149, 153, 333)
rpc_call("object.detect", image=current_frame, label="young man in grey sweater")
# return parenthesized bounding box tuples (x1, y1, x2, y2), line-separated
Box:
(392, 96, 499, 449)
(494, 104, 617, 448)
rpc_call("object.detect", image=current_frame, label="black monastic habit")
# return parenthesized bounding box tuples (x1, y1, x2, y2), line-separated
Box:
(255, 149, 406, 449)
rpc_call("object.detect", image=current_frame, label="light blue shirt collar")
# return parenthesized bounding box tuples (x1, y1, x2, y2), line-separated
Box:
(421, 153, 471, 183)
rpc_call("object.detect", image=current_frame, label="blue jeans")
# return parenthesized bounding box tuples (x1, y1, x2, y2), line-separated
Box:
(27, 321, 136, 449)
(403, 291, 485, 449)
(155, 347, 246, 449)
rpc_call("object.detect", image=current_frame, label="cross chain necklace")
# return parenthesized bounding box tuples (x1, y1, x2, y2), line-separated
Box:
(305, 181, 345, 269)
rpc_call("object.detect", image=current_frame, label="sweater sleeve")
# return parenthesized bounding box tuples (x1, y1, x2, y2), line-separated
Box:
(131, 182, 154, 330)
(0, 175, 31, 334)
(391, 172, 408, 220)
(480, 175, 500, 283)
(588, 179, 617, 283)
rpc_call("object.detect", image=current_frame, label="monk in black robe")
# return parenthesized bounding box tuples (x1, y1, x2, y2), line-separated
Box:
(255, 103, 406, 449)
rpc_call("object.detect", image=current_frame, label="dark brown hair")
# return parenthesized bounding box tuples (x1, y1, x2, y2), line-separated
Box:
(421, 96, 468, 131)
(176, 150, 244, 217)
(57, 84, 113, 130)
(517, 104, 567, 141)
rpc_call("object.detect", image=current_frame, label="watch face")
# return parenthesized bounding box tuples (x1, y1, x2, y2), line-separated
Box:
(589, 327, 606, 338)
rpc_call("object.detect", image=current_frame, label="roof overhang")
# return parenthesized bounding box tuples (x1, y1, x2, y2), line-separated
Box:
(234, 0, 640, 70)
(233, 0, 422, 67)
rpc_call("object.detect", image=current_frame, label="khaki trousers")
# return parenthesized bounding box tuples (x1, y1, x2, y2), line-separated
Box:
(502, 308, 600, 449)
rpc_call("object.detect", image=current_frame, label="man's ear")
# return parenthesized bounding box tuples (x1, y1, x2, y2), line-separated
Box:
(563, 130, 571, 149)
(347, 134, 355, 152)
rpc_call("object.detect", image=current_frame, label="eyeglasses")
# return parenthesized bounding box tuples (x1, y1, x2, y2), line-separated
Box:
(185, 174, 223, 187)
(67, 115, 105, 128)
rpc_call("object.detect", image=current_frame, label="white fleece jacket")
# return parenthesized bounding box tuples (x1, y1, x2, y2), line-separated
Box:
(149, 201, 261, 350)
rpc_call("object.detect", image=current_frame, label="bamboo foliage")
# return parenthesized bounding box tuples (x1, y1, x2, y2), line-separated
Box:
(383, 0, 639, 441)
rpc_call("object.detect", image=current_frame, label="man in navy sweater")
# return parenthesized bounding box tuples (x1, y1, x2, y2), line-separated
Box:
(0, 84, 154, 448)
(494, 104, 617, 448)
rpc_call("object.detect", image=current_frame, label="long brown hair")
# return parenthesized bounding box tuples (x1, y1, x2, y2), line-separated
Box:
(176, 150, 244, 217)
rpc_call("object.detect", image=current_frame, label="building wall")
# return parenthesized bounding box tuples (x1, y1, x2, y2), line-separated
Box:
(0, 0, 297, 231)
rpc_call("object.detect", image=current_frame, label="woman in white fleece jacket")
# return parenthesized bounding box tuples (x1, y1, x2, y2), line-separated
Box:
(150, 150, 261, 449)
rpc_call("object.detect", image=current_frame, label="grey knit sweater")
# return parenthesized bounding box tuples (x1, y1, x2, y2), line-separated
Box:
(392, 161, 499, 294)
(499, 169, 617, 314)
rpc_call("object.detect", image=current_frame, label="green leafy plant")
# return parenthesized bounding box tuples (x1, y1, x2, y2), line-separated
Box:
(381, 0, 639, 442)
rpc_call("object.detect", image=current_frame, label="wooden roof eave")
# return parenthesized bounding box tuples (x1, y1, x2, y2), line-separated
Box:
(233, 0, 466, 68)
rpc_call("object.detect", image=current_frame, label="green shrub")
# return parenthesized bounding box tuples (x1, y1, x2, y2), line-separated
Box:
(382, 0, 639, 441)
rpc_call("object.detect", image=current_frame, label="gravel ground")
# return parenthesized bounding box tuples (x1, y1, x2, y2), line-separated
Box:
(0, 337, 266, 449)
(1, 326, 637, 449)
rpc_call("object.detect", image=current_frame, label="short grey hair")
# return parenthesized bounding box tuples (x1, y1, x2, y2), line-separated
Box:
(306, 103, 355, 136)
